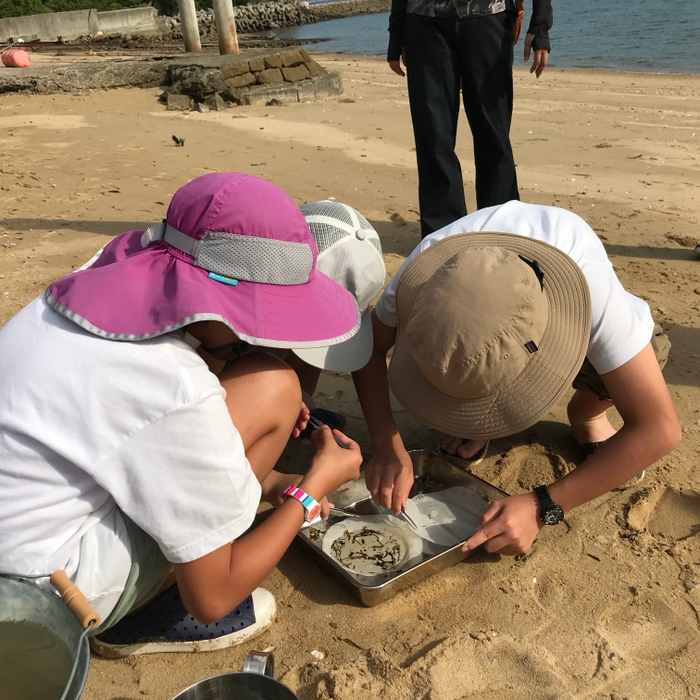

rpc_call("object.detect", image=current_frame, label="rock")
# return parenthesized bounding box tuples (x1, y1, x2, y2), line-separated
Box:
(257, 68, 284, 84)
(264, 54, 283, 69)
(193, 102, 209, 113)
(282, 64, 311, 82)
(204, 92, 227, 111)
(223, 86, 244, 103)
(266, 98, 284, 106)
(226, 72, 257, 89)
(305, 60, 325, 77)
(300, 48, 312, 62)
(247, 56, 266, 72)
(220, 61, 250, 79)
(171, 67, 228, 102)
(280, 50, 304, 67)
(339, 97, 355, 103)
(167, 93, 192, 111)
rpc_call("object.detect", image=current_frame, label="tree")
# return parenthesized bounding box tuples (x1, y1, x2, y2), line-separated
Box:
(0, 0, 51, 18)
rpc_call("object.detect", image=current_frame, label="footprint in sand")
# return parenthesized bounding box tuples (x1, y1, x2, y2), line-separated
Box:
(597, 593, 694, 661)
(422, 634, 567, 699)
(469, 444, 574, 494)
(626, 486, 700, 541)
(590, 663, 693, 700)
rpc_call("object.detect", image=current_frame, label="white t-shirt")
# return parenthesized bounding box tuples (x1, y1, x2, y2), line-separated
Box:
(375, 202, 654, 375)
(0, 296, 261, 620)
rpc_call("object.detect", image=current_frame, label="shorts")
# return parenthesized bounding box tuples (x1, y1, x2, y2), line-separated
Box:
(572, 323, 671, 401)
(91, 512, 171, 635)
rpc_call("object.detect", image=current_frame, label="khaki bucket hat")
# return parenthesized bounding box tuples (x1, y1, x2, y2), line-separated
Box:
(388, 232, 592, 439)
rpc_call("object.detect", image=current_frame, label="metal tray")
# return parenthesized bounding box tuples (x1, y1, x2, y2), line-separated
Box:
(296, 449, 507, 606)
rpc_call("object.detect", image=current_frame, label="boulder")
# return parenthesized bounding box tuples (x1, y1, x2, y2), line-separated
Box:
(282, 64, 311, 82)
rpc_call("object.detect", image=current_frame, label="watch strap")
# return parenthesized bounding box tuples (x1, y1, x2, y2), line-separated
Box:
(534, 485, 556, 511)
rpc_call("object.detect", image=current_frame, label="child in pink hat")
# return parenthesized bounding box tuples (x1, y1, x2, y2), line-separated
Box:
(0, 173, 363, 657)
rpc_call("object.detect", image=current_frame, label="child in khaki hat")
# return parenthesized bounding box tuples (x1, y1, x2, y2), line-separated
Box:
(354, 201, 680, 555)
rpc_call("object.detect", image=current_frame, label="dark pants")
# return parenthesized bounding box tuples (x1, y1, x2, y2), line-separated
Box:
(404, 11, 520, 238)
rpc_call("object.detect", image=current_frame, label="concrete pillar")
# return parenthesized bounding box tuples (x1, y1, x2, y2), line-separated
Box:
(212, 0, 239, 55)
(178, 0, 201, 53)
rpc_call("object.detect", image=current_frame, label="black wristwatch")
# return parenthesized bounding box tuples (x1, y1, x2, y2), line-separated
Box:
(534, 485, 565, 526)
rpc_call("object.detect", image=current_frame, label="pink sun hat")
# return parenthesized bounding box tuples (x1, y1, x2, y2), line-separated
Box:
(46, 172, 360, 348)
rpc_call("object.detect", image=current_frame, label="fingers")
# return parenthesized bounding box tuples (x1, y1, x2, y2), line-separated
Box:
(388, 60, 405, 77)
(378, 469, 395, 509)
(479, 500, 502, 526)
(364, 463, 381, 500)
(534, 49, 548, 78)
(332, 428, 360, 453)
(320, 497, 331, 521)
(391, 467, 414, 515)
(291, 404, 311, 438)
(462, 525, 495, 552)
(310, 424, 332, 448)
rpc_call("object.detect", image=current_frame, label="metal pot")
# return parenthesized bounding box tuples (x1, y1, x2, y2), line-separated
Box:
(173, 651, 300, 700)
(0, 575, 91, 700)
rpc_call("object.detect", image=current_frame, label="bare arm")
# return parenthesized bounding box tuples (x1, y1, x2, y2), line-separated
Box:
(464, 343, 681, 555)
(352, 311, 414, 513)
(174, 428, 362, 623)
(547, 343, 681, 510)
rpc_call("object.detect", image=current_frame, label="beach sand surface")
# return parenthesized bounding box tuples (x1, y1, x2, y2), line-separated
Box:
(1, 56, 699, 699)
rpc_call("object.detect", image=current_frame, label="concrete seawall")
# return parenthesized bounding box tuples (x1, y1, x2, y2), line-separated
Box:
(0, 7, 158, 43)
(0, 10, 97, 43)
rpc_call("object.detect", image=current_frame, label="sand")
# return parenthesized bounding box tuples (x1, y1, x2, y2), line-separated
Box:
(1, 55, 699, 699)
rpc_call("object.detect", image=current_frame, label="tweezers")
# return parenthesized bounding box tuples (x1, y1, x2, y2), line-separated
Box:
(307, 415, 417, 530)
(307, 414, 351, 449)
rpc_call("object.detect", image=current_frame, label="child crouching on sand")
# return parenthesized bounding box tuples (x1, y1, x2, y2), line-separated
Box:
(0, 173, 363, 657)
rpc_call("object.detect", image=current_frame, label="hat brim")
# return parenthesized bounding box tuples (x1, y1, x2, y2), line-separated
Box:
(46, 231, 360, 348)
(388, 232, 591, 439)
(293, 309, 373, 371)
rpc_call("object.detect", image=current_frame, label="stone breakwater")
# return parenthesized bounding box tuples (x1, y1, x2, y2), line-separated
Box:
(164, 48, 343, 108)
(160, 0, 391, 39)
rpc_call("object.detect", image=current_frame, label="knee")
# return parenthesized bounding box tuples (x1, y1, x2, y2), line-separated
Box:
(259, 354, 302, 412)
(221, 352, 301, 422)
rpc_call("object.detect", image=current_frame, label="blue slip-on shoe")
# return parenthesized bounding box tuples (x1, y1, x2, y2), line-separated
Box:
(91, 585, 276, 658)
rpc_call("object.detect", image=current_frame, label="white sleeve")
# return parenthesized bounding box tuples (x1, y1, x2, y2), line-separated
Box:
(584, 260, 655, 375)
(374, 236, 438, 327)
(97, 395, 261, 564)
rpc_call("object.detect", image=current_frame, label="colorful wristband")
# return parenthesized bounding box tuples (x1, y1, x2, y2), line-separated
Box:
(283, 485, 321, 523)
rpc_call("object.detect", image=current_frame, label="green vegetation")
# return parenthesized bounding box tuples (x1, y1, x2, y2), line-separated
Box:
(0, 0, 145, 18)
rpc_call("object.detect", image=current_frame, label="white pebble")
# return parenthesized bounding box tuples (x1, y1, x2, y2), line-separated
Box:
(311, 650, 324, 660)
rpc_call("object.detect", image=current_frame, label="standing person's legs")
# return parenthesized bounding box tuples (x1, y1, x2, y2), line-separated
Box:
(404, 13, 465, 238)
(458, 11, 519, 209)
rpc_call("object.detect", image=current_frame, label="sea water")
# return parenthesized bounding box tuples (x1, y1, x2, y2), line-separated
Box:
(0, 621, 73, 700)
(276, 0, 700, 74)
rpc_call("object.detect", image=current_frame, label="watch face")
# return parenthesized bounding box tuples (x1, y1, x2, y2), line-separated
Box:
(543, 505, 564, 526)
(307, 504, 322, 522)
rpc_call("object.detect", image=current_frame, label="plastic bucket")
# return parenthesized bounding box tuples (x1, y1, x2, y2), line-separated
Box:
(0, 575, 90, 700)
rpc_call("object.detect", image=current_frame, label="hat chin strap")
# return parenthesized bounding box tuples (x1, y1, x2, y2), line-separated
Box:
(141, 221, 196, 255)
